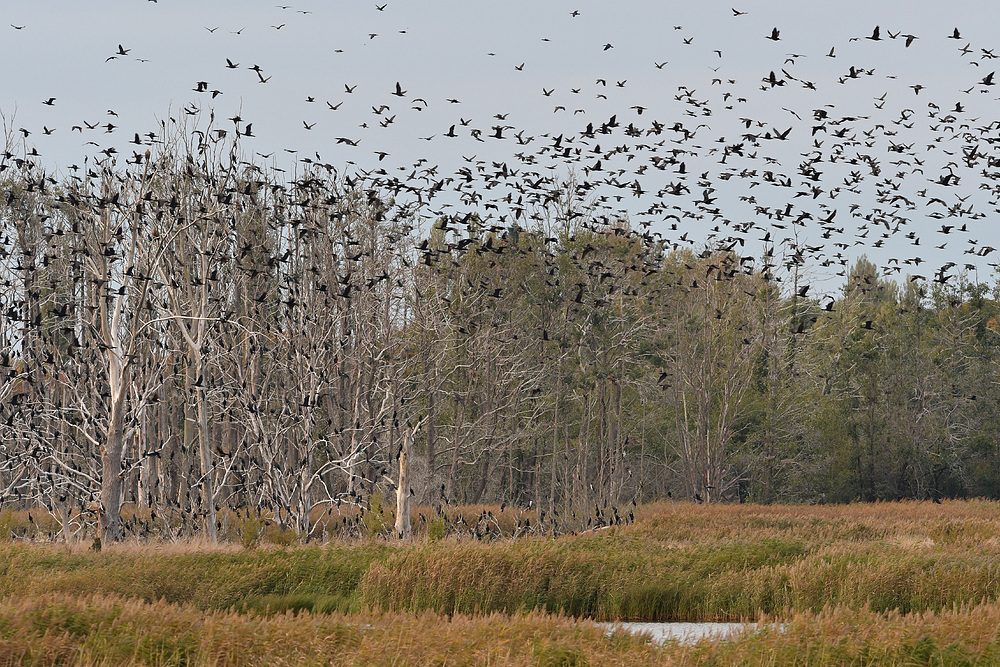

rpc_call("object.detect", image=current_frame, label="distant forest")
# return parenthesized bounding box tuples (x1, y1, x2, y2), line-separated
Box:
(2, 126, 999, 542)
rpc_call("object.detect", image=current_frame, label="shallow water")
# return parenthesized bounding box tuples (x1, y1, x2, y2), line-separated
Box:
(600, 621, 763, 645)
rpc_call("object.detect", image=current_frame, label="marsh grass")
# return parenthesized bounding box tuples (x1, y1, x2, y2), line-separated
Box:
(6, 500, 1000, 623)
(9, 594, 1000, 665)
(0, 543, 388, 615)
(0, 593, 663, 667)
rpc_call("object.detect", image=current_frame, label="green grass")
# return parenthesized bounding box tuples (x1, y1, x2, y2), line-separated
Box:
(0, 543, 388, 614)
(359, 535, 808, 619)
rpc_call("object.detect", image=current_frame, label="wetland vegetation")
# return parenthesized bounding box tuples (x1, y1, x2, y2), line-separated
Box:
(4, 501, 1000, 665)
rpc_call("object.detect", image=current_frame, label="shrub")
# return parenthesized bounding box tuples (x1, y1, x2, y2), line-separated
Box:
(427, 517, 447, 542)
(235, 513, 267, 550)
(361, 492, 391, 538)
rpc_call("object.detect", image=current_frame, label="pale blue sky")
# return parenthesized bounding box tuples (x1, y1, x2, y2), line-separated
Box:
(5, 0, 1000, 291)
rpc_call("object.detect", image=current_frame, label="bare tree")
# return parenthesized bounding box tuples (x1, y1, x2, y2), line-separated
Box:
(394, 417, 425, 539)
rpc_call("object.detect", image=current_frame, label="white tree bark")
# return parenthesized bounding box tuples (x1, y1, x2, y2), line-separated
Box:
(395, 418, 424, 539)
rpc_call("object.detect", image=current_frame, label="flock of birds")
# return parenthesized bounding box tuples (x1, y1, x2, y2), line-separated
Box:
(5, 3, 1000, 535)
(17, 499, 637, 543)
(3, 3, 1000, 297)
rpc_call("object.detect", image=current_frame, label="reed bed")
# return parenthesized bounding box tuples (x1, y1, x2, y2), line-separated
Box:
(0, 593, 661, 666)
(0, 543, 387, 615)
(5, 500, 1000, 622)
(364, 500, 1000, 620)
(7, 593, 1000, 665)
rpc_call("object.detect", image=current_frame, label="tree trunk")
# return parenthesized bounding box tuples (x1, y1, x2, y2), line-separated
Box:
(100, 399, 125, 543)
(445, 401, 467, 503)
(472, 450, 491, 504)
(138, 407, 156, 509)
(424, 382, 436, 502)
(193, 357, 217, 542)
(395, 422, 419, 539)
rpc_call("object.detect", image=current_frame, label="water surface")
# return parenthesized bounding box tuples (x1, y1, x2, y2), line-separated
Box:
(601, 621, 764, 645)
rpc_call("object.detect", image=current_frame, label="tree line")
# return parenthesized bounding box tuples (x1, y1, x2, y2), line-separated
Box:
(1, 125, 998, 542)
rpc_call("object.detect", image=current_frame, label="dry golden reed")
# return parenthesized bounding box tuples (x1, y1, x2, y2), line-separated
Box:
(6, 593, 1000, 665)
(0, 593, 663, 666)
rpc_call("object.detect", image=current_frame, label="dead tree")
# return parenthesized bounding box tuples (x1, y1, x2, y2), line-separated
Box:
(394, 418, 425, 539)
